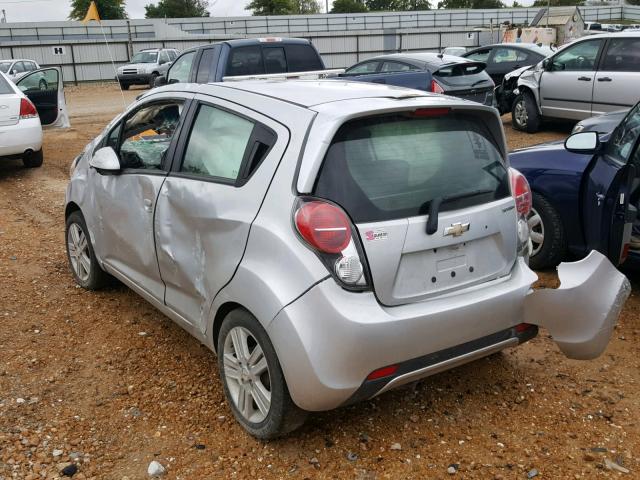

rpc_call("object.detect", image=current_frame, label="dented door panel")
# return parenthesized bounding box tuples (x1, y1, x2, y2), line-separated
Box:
(525, 251, 631, 360)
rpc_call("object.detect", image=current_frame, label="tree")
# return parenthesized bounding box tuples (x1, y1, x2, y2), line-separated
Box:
(246, 0, 296, 15)
(437, 0, 504, 8)
(294, 0, 322, 13)
(331, 0, 368, 12)
(145, 0, 209, 18)
(366, 0, 429, 9)
(532, 0, 581, 5)
(69, 0, 127, 20)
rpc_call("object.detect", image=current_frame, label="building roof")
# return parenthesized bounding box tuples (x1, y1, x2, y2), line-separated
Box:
(530, 6, 583, 27)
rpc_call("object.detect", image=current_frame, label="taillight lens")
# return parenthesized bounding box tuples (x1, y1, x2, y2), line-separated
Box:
(294, 198, 370, 290)
(509, 168, 532, 217)
(19, 98, 38, 119)
(430, 79, 445, 94)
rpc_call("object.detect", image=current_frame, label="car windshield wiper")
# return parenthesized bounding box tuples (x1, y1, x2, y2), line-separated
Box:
(424, 189, 494, 235)
(470, 79, 489, 87)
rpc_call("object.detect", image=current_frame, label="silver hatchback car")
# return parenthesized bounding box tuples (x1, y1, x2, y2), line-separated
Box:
(65, 80, 630, 438)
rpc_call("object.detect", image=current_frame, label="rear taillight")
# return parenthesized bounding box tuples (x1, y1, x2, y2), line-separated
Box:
(509, 168, 532, 217)
(366, 364, 398, 381)
(19, 98, 38, 120)
(294, 198, 370, 290)
(430, 79, 445, 94)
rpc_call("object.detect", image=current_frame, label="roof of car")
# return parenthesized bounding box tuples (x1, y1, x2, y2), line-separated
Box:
(367, 52, 472, 67)
(222, 38, 312, 47)
(213, 79, 435, 108)
(0, 59, 37, 63)
(577, 30, 640, 40)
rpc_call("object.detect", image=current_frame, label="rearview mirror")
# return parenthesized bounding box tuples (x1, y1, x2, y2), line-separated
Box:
(90, 147, 120, 173)
(154, 75, 167, 87)
(565, 131, 600, 154)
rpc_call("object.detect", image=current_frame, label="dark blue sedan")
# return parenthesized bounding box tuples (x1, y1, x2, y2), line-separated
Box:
(509, 102, 640, 270)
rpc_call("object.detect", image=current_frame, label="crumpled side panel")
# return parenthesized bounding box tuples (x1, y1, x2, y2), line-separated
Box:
(524, 250, 631, 360)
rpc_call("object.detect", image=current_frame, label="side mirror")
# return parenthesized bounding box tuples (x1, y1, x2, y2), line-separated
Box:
(154, 75, 167, 87)
(565, 131, 600, 154)
(542, 58, 551, 71)
(90, 147, 121, 173)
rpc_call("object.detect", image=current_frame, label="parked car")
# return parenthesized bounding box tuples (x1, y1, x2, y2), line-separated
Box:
(510, 31, 640, 133)
(0, 68, 69, 168)
(343, 53, 495, 106)
(116, 48, 180, 90)
(572, 108, 629, 134)
(0, 59, 41, 83)
(441, 46, 472, 56)
(155, 38, 326, 86)
(65, 79, 629, 439)
(462, 43, 553, 84)
(510, 101, 640, 269)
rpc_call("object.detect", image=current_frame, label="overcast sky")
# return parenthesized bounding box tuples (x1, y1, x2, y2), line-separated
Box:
(1, 0, 531, 23)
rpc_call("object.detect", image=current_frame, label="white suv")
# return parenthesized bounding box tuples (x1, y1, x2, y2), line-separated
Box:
(116, 48, 179, 89)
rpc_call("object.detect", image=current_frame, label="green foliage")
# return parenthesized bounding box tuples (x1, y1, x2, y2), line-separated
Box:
(145, 0, 209, 18)
(68, 0, 127, 20)
(365, 0, 430, 10)
(245, 0, 296, 15)
(532, 0, 582, 6)
(293, 0, 322, 13)
(331, 0, 368, 12)
(437, 0, 504, 8)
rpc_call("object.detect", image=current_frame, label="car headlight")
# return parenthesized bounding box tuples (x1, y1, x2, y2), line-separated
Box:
(572, 123, 585, 134)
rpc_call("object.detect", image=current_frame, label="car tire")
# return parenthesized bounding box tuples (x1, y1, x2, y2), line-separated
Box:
(120, 83, 130, 91)
(149, 73, 158, 89)
(65, 210, 113, 290)
(512, 91, 541, 133)
(22, 149, 43, 168)
(527, 193, 566, 270)
(217, 308, 307, 439)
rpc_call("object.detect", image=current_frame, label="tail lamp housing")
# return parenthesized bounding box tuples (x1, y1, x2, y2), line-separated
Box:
(509, 168, 533, 257)
(294, 198, 370, 291)
(430, 79, 445, 94)
(19, 98, 38, 120)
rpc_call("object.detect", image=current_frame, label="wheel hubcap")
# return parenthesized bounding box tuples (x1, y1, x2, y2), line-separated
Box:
(67, 223, 91, 282)
(223, 326, 271, 423)
(527, 207, 544, 257)
(515, 100, 528, 127)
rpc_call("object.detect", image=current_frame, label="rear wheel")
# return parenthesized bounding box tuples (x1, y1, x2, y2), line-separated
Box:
(149, 73, 158, 88)
(527, 193, 566, 270)
(23, 149, 43, 168)
(512, 91, 541, 133)
(217, 309, 307, 439)
(65, 211, 112, 290)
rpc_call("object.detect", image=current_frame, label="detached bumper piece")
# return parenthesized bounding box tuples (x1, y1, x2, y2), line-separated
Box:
(525, 250, 631, 360)
(343, 323, 537, 406)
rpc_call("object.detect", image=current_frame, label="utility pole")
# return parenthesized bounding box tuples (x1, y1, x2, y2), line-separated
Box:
(326, 0, 329, 13)
(1, 10, 6, 23)
(126, 19, 133, 59)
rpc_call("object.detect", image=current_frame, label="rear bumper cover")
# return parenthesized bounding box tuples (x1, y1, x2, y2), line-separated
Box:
(268, 251, 629, 411)
(0, 118, 42, 157)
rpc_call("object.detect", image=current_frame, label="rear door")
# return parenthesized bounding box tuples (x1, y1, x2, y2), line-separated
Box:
(592, 37, 640, 115)
(15, 68, 69, 128)
(539, 38, 604, 120)
(582, 104, 640, 265)
(154, 94, 289, 332)
(313, 108, 516, 306)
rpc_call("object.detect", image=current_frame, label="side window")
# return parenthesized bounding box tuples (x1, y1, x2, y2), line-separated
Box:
(105, 123, 121, 151)
(492, 48, 527, 63)
(601, 38, 640, 72)
(226, 46, 264, 77)
(263, 47, 286, 74)
(466, 49, 491, 63)
(607, 104, 640, 162)
(381, 61, 415, 72)
(284, 44, 323, 72)
(167, 51, 195, 84)
(550, 39, 603, 72)
(195, 48, 215, 83)
(13, 62, 25, 73)
(181, 104, 255, 181)
(16, 68, 58, 93)
(159, 51, 170, 65)
(168, 50, 178, 61)
(346, 61, 379, 74)
(119, 102, 183, 170)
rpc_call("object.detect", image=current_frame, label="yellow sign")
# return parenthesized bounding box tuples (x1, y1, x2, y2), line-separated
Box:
(82, 1, 101, 24)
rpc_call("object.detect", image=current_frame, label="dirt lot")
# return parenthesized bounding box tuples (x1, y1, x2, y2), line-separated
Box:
(1, 84, 639, 480)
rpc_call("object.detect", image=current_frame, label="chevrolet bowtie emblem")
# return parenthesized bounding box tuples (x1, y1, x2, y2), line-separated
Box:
(444, 222, 470, 237)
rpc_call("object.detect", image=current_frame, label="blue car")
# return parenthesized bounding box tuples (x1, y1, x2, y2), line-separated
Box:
(509, 102, 640, 270)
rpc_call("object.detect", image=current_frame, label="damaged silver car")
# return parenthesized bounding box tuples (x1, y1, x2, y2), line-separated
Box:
(65, 79, 630, 439)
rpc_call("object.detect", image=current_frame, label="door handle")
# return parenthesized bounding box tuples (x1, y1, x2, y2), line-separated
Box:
(597, 77, 612, 82)
(578, 76, 592, 81)
(596, 192, 605, 207)
(143, 198, 153, 212)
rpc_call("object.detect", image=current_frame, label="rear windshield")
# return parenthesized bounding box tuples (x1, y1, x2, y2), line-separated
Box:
(435, 63, 485, 77)
(0, 74, 14, 94)
(314, 112, 510, 223)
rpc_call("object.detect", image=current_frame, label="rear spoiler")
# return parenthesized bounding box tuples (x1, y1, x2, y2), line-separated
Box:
(223, 69, 344, 82)
(434, 61, 486, 76)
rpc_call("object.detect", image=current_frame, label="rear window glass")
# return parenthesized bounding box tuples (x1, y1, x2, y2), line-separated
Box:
(314, 113, 510, 223)
(435, 63, 485, 77)
(227, 46, 264, 77)
(0, 74, 14, 94)
(284, 44, 323, 72)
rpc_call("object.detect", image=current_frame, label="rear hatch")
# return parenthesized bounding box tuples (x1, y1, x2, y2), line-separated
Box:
(313, 108, 517, 306)
(0, 74, 20, 126)
(433, 62, 494, 106)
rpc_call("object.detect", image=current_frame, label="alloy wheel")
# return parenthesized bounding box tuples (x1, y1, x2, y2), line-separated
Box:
(527, 207, 544, 257)
(223, 326, 272, 423)
(514, 98, 528, 128)
(67, 223, 91, 282)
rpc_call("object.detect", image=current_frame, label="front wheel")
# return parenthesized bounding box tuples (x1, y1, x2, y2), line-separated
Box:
(120, 83, 130, 91)
(512, 92, 541, 133)
(527, 193, 566, 270)
(217, 309, 307, 439)
(149, 73, 158, 89)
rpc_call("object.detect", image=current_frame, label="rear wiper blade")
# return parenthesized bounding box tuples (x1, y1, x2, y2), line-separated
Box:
(425, 189, 494, 235)
(470, 79, 490, 87)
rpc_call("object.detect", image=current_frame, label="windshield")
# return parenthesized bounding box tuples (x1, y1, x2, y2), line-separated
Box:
(0, 62, 12, 73)
(131, 51, 158, 64)
(314, 112, 510, 222)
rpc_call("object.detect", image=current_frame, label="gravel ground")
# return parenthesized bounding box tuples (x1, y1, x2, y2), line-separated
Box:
(1, 84, 638, 480)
